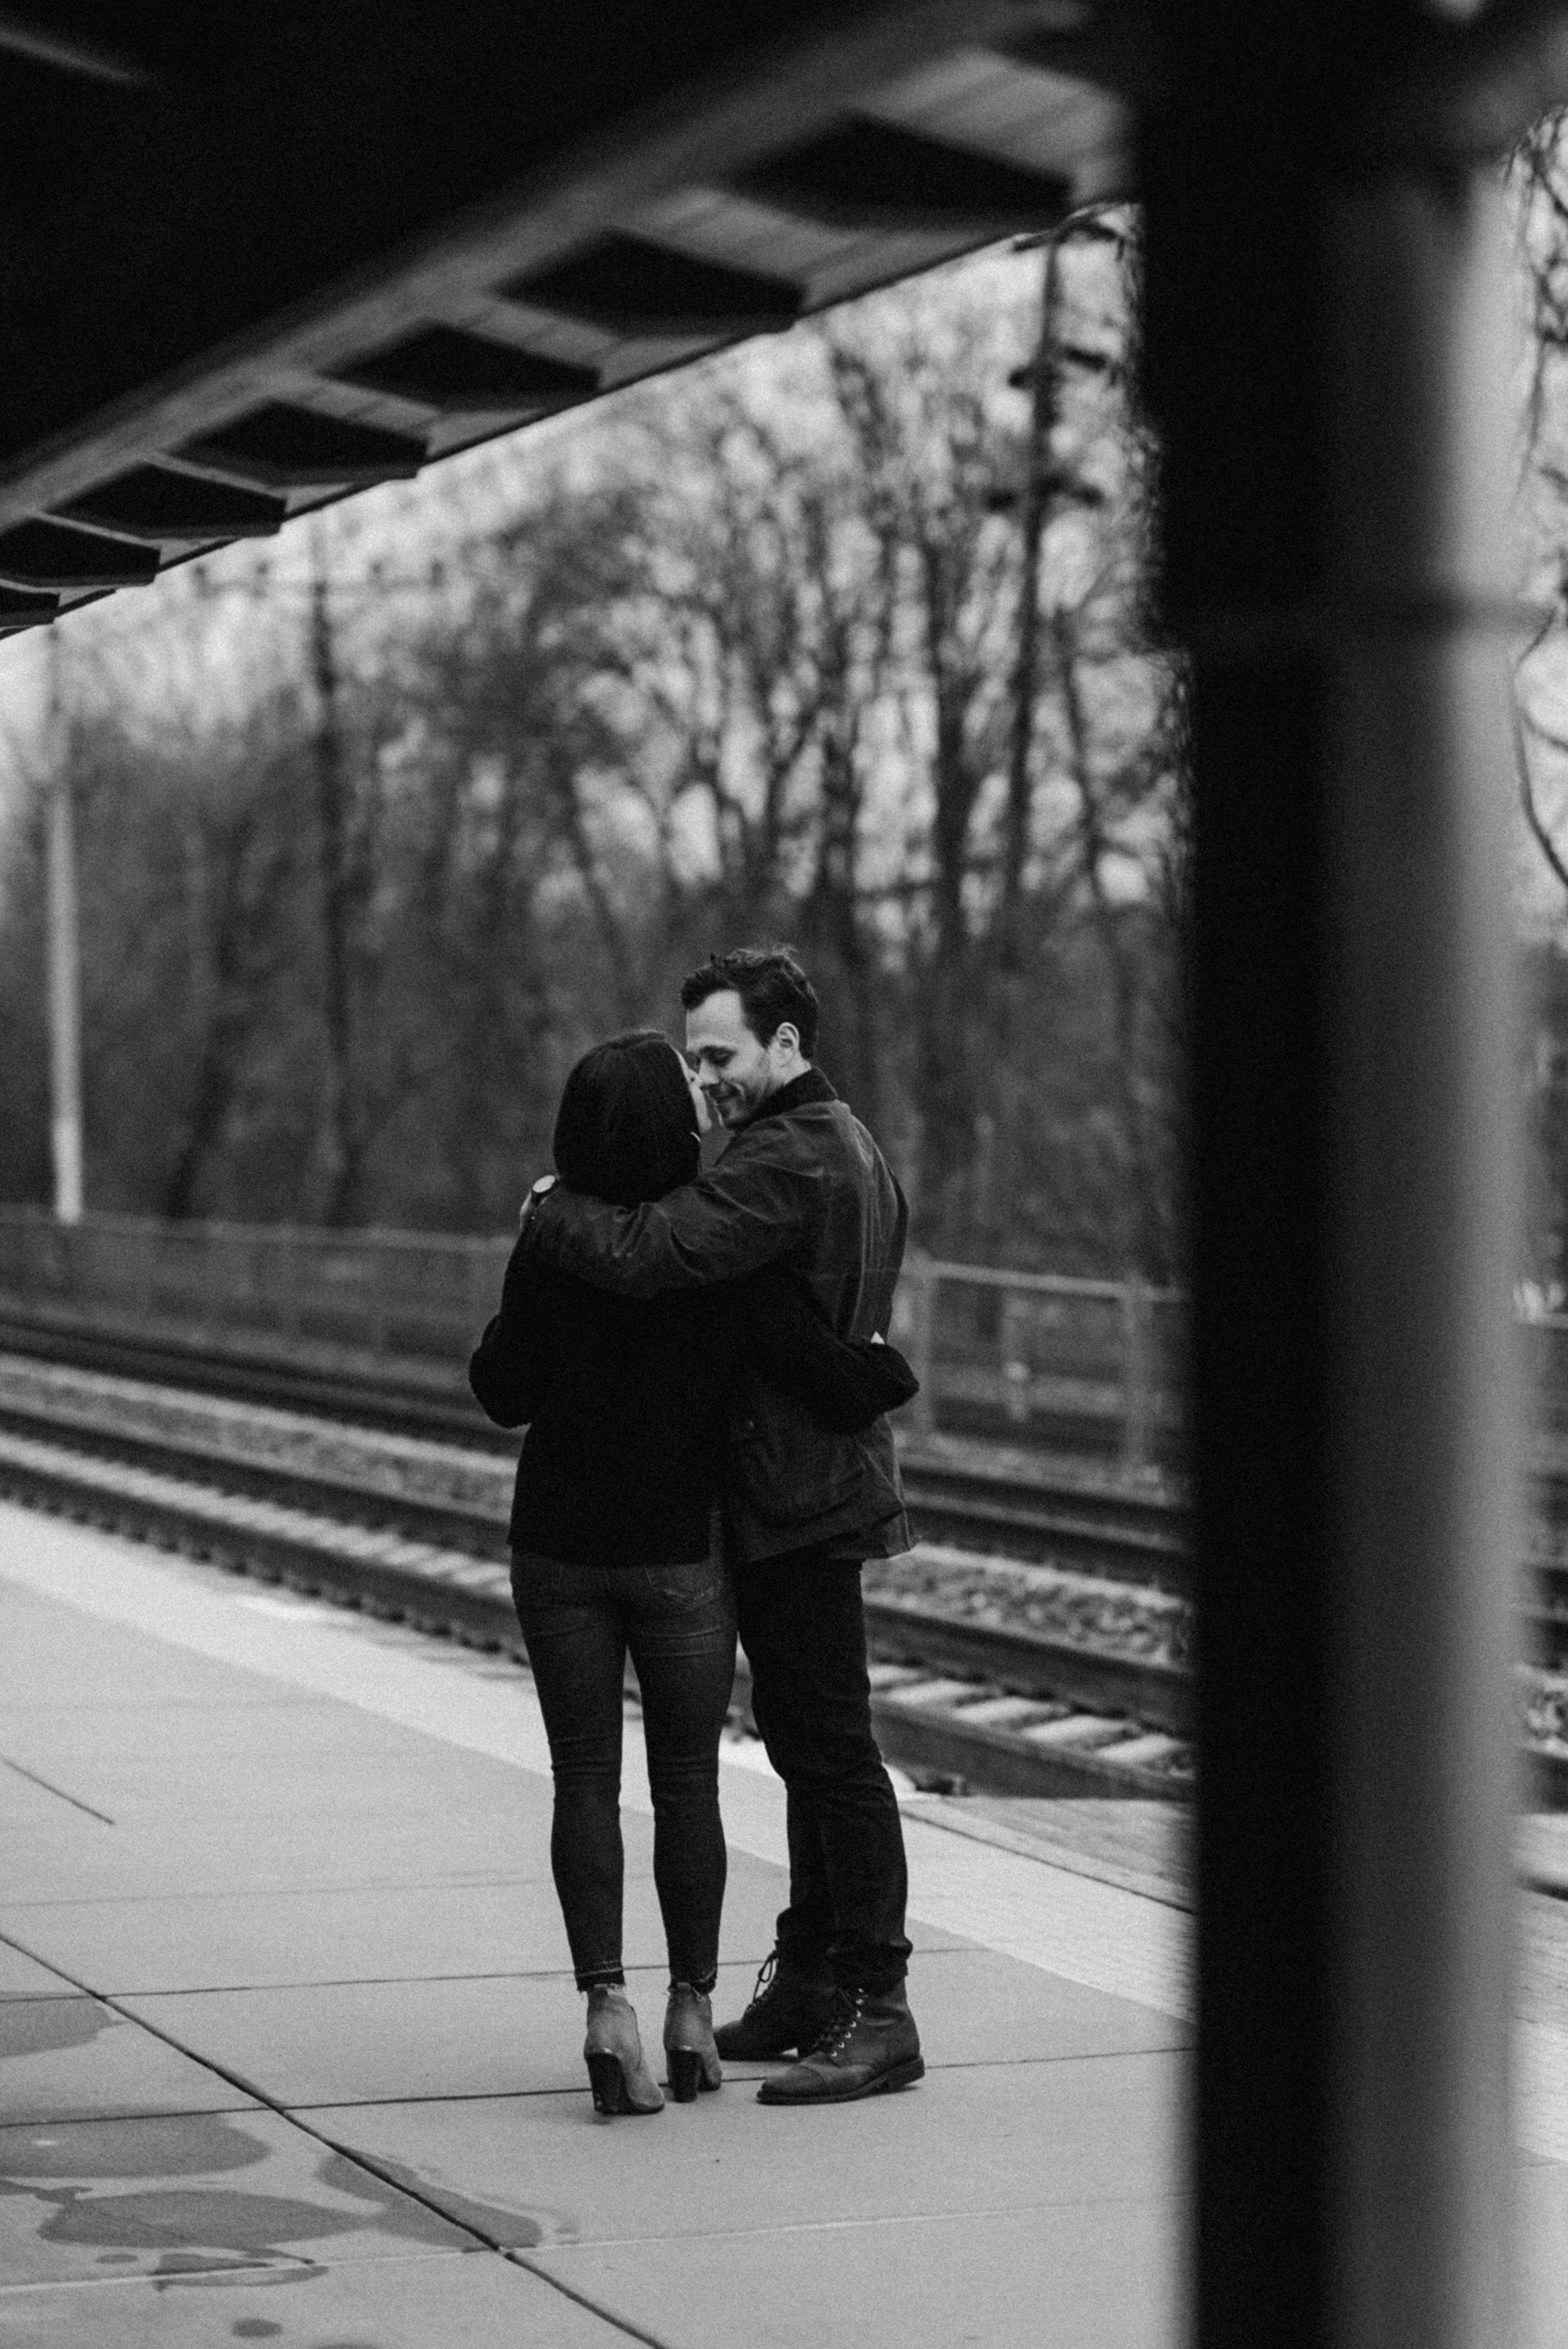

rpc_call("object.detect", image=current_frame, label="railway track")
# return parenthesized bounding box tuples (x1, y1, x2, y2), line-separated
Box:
(1525, 1475, 1568, 1675)
(0, 1353, 1194, 1800)
(0, 1308, 1191, 1581)
(0, 1343, 1562, 1805)
(0, 1306, 1187, 1578)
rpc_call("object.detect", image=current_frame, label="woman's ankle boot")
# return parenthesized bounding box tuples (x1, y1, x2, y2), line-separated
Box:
(584, 1985, 664, 2116)
(663, 1982, 723, 2102)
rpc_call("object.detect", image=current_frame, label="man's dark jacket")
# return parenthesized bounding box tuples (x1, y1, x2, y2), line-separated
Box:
(521, 1066, 912, 1565)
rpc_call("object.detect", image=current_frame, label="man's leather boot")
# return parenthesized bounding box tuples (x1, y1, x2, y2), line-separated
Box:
(712, 1950, 836, 2061)
(755, 1981, 924, 2105)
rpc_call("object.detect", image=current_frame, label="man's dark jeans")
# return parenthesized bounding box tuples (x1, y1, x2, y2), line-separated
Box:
(511, 1549, 737, 1994)
(733, 1547, 913, 1994)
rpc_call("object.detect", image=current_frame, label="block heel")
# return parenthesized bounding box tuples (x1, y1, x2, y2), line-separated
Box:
(583, 1985, 663, 2116)
(586, 2050, 629, 2113)
(667, 2045, 717, 2103)
(663, 1982, 723, 2102)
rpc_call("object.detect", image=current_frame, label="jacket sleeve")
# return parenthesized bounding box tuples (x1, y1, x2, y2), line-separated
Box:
(467, 1241, 554, 1428)
(520, 1132, 817, 1298)
(722, 1267, 920, 1433)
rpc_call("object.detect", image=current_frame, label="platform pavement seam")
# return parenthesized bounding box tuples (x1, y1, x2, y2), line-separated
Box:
(0, 1924, 676, 2347)
(0, 1930, 102, 2001)
(499, 2248, 680, 2349)
(0, 1750, 115, 1824)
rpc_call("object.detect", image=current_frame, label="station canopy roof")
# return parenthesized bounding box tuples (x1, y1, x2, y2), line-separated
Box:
(0, 0, 1131, 639)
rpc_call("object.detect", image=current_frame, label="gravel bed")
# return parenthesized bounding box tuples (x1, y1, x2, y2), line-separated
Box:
(862, 1542, 1189, 1668)
(14, 1353, 1555, 1715)
(0, 1353, 515, 1515)
(8, 1350, 1565, 1803)
(0, 1352, 1190, 1654)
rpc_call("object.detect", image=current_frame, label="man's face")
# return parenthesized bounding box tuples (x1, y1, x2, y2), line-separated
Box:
(684, 990, 787, 1130)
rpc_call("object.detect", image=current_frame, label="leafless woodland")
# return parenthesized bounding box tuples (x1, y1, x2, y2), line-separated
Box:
(0, 239, 1186, 1273)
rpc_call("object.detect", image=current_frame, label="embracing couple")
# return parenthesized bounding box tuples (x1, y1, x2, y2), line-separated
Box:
(469, 947, 923, 2119)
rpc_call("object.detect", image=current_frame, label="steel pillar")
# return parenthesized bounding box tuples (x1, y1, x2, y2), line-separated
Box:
(1145, 17, 1522, 2348)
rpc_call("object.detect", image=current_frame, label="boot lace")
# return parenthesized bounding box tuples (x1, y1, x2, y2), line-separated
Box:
(807, 1986, 865, 2063)
(745, 1951, 779, 2009)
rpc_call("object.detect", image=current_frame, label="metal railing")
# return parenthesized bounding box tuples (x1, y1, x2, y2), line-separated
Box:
(889, 1253, 1186, 1475)
(0, 1207, 509, 1364)
(0, 1206, 1187, 1471)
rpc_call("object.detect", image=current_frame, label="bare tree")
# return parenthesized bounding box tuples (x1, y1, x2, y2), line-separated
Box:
(0, 245, 1190, 1274)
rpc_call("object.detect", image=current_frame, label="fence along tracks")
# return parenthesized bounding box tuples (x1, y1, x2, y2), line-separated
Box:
(0, 1351, 1195, 1800)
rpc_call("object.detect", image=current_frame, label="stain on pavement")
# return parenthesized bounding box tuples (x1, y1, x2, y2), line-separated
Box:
(0, 2111, 462, 2287)
(0, 1997, 117, 2059)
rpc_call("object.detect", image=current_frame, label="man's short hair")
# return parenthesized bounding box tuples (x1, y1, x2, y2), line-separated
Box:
(680, 947, 819, 1060)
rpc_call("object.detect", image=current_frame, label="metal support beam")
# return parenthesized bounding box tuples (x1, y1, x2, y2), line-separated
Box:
(176, 407, 428, 491)
(58, 465, 286, 542)
(328, 328, 599, 414)
(1320, 169, 1520, 2349)
(1145, 13, 1522, 2346)
(504, 235, 802, 337)
(733, 117, 1070, 234)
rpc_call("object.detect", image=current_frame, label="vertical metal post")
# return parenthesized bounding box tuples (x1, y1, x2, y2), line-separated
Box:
(310, 526, 357, 1228)
(1119, 1276, 1151, 1482)
(44, 632, 83, 1225)
(1145, 15, 1521, 2348)
(1322, 169, 1519, 2349)
(1000, 234, 1058, 942)
(998, 1286, 1031, 1426)
(900, 1250, 938, 1443)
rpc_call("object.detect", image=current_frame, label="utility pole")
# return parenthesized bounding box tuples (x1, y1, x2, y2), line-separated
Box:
(44, 629, 83, 1223)
(1000, 210, 1118, 952)
(999, 227, 1060, 960)
(309, 526, 356, 1226)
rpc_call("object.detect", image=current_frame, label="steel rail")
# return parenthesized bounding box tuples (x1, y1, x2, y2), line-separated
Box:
(0, 1342, 1561, 1799)
(0, 1397, 1189, 1721)
(6, 1310, 1562, 1652)
(0, 1400, 1195, 1800)
(0, 1308, 1190, 1581)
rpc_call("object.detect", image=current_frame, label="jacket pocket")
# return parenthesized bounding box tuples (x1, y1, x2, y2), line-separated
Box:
(729, 1405, 887, 1527)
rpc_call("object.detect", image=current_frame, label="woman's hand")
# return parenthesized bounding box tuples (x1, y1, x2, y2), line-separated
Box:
(680, 1055, 712, 1136)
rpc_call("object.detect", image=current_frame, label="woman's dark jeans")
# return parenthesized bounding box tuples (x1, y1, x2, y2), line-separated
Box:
(510, 1548, 737, 1994)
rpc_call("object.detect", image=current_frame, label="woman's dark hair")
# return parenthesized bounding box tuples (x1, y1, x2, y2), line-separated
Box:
(552, 1029, 699, 1208)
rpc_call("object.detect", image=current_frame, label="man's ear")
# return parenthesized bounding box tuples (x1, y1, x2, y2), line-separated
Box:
(772, 1021, 801, 1060)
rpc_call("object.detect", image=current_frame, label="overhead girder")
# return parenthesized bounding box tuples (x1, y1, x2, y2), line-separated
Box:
(5, 2, 1561, 646)
(172, 408, 429, 492)
(0, 0, 1132, 637)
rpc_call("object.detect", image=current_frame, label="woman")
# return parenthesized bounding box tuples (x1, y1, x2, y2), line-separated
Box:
(468, 1029, 915, 2119)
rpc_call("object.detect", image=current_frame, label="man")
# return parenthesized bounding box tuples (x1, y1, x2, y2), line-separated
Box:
(518, 946, 921, 2105)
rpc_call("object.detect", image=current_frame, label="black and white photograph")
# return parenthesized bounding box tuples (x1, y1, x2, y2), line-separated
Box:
(0, 6, 1564, 2344)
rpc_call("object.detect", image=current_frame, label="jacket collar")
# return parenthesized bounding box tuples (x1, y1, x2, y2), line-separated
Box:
(742, 1064, 837, 1128)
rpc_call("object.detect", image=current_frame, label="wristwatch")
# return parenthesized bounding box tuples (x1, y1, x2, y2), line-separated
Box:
(529, 1174, 558, 1200)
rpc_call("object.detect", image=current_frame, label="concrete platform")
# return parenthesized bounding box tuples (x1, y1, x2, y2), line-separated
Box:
(0, 1500, 1561, 2348)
